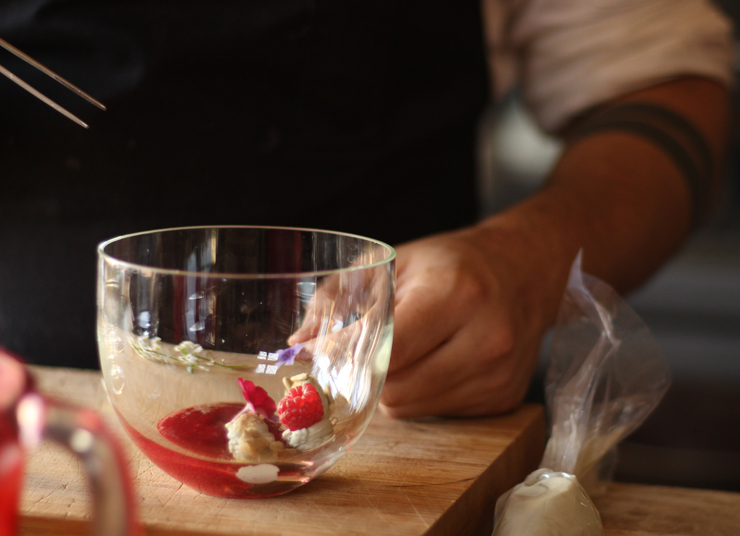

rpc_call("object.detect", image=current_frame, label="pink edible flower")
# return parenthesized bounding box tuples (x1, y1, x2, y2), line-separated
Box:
(237, 378, 277, 418)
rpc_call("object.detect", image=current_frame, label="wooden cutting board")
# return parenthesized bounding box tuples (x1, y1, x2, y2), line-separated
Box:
(595, 483, 740, 536)
(19, 366, 546, 536)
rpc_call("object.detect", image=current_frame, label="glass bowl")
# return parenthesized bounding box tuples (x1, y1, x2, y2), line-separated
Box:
(97, 226, 395, 498)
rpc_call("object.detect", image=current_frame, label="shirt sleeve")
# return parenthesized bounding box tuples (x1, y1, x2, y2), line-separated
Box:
(486, 0, 735, 133)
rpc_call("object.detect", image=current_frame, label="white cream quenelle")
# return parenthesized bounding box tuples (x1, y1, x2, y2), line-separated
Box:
(492, 469, 603, 536)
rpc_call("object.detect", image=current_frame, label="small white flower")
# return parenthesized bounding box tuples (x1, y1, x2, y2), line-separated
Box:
(182, 353, 200, 364)
(146, 336, 162, 351)
(134, 335, 163, 353)
(133, 336, 245, 373)
(175, 341, 203, 356)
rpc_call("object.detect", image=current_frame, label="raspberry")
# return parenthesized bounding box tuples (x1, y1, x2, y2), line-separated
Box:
(277, 383, 324, 431)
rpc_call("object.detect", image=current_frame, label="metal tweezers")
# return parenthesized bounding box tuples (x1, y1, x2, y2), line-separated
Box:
(0, 37, 106, 128)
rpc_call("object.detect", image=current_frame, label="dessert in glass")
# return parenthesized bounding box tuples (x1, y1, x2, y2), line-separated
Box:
(97, 226, 395, 498)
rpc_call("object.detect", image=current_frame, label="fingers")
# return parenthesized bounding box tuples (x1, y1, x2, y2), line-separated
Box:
(388, 283, 462, 374)
(289, 264, 390, 346)
(291, 312, 367, 365)
(287, 267, 392, 384)
(381, 316, 527, 418)
(389, 242, 487, 374)
(380, 361, 532, 418)
(288, 277, 344, 345)
(379, 355, 527, 419)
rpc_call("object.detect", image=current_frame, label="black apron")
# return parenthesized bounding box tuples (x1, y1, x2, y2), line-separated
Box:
(0, 0, 490, 367)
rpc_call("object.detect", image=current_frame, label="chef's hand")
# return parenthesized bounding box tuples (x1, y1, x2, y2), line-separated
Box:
(380, 221, 566, 418)
(381, 78, 729, 419)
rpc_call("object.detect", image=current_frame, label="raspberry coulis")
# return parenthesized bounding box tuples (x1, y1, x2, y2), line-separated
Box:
(158, 402, 242, 459)
(119, 404, 302, 498)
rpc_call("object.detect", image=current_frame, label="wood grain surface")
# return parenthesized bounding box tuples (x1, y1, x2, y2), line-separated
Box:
(596, 482, 740, 536)
(18, 366, 546, 536)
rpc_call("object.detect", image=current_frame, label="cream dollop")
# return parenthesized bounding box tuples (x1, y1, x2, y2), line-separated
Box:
(492, 469, 603, 536)
(235, 464, 280, 484)
(282, 417, 334, 450)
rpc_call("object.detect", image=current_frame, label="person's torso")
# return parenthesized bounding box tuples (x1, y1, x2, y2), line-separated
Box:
(0, 0, 490, 367)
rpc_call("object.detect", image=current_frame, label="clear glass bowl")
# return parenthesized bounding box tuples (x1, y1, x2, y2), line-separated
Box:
(97, 226, 395, 498)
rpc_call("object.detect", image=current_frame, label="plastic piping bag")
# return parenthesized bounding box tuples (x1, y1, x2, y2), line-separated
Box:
(492, 251, 671, 535)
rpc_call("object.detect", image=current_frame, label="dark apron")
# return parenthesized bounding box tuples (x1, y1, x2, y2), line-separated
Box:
(0, 0, 490, 367)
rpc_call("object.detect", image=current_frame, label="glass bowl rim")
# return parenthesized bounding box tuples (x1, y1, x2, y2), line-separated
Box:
(97, 225, 396, 279)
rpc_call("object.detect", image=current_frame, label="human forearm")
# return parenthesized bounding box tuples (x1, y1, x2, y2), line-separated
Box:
(476, 76, 730, 322)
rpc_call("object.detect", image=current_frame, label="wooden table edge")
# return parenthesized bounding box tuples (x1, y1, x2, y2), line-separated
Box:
(428, 405, 546, 536)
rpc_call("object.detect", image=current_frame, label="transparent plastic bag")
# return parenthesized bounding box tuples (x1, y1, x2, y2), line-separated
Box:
(492, 252, 671, 535)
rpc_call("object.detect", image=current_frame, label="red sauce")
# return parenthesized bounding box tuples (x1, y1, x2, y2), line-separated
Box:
(157, 402, 242, 459)
(1, 420, 23, 535)
(120, 403, 305, 498)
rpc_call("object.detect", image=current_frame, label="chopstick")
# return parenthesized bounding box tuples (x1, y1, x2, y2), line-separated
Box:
(0, 37, 106, 128)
